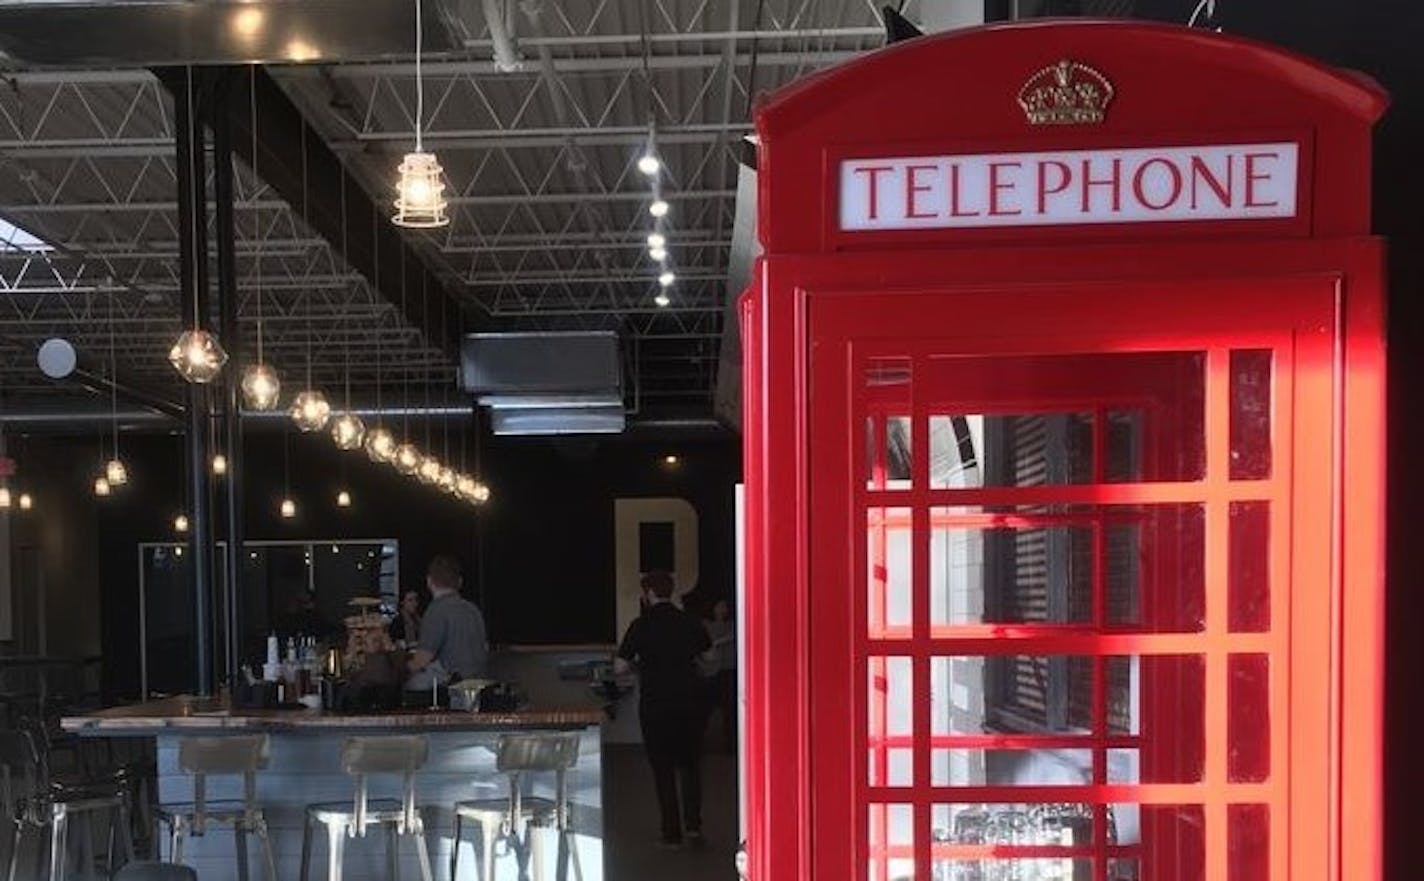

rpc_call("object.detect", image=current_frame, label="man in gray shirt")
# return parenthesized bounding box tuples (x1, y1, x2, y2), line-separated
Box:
(406, 555, 488, 687)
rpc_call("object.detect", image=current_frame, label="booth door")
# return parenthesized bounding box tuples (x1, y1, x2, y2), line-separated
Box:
(808, 278, 1336, 881)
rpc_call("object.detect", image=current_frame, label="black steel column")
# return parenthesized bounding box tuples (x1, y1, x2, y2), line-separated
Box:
(213, 67, 245, 684)
(173, 66, 216, 696)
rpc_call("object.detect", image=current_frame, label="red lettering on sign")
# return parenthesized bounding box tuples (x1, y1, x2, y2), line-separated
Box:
(904, 164, 938, 219)
(1133, 157, 1184, 211)
(988, 161, 1022, 216)
(948, 164, 980, 217)
(1036, 160, 1072, 214)
(852, 165, 894, 220)
(1244, 152, 1280, 208)
(1080, 158, 1122, 213)
(1189, 155, 1234, 209)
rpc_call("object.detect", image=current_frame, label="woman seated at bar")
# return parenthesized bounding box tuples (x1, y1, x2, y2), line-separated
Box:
(405, 554, 489, 690)
(389, 588, 423, 647)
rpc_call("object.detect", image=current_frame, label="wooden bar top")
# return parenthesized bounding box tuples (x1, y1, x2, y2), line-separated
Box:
(61, 697, 605, 735)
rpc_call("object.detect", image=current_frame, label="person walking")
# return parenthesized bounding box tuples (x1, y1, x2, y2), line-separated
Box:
(616, 571, 712, 847)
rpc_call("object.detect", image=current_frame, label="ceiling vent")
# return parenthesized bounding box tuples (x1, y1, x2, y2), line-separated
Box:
(460, 332, 624, 436)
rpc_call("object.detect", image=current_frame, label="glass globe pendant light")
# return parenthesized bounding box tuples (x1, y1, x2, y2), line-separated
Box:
(438, 466, 458, 494)
(93, 477, 111, 498)
(394, 443, 421, 475)
(104, 459, 129, 487)
(366, 427, 397, 464)
(417, 454, 442, 485)
(331, 412, 366, 450)
(290, 390, 331, 432)
(169, 329, 229, 384)
(392, 0, 449, 229)
(241, 362, 281, 411)
(102, 295, 130, 489)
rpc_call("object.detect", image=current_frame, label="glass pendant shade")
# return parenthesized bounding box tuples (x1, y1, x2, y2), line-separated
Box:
(472, 482, 491, 504)
(417, 455, 442, 485)
(174, 514, 189, 533)
(456, 474, 476, 500)
(394, 443, 421, 475)
(365, 427, 397, 463)
(290, 390, 331, 432)
(438, 466, 457, 493)
(241, 363, 282, 411)
(104, 458, 129, 486)
(331, 413, 367, 450)
(392, 151, 449, 228)
(0, 488, 11, 508)
(93, 477, 111, 497)
(336, 490, 352, 508)
(280, 498, 296, 519)
(649, 199, 669, 218)
(168, 329, 229, 383)
(17, 494, 32, 511)
(212, 454, 228, 476)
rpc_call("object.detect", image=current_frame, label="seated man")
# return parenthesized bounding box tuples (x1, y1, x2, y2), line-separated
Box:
(405, 555, 487, 690)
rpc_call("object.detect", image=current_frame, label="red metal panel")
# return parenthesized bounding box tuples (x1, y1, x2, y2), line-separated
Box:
(739, 20, 1385, 881)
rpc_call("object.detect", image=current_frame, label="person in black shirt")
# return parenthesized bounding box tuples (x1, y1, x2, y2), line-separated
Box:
(616, 571, 713, 847)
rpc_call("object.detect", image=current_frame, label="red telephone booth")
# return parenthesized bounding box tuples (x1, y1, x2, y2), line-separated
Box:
(741, 21, 1386, 881)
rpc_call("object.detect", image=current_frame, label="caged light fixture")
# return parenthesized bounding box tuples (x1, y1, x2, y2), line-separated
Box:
(392, 0, 449, 228)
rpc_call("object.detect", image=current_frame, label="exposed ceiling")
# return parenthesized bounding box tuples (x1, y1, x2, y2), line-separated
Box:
(0, 0, 913, 422)
(0, 0, 1192, 424)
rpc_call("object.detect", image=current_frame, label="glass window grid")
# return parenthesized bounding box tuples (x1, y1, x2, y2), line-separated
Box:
(859, 346, 1283, 881)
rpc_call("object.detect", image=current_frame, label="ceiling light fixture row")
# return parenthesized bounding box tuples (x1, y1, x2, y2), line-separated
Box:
(640, 123, 676, 309)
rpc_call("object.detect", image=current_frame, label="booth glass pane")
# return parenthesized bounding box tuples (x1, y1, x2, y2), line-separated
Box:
(930, 749, 1092, 786)
(1109, 804, 1205, 870)
(923, 350, 1206, 484)
(866, 358, 913, 491)
(869, 657, 913, 787)
(1230, 349, 1274, 481)
(1229, 804, 1270, 880)
(869, 507, 914, 639)
(868, 803, 914, 881)
(1228, 654, 1271, 783)
(1229, 502, 1272, 632)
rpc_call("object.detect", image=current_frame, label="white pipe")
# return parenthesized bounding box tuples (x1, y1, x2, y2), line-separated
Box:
(481, 0, 522, 72)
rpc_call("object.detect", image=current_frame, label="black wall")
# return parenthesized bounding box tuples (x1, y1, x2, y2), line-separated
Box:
(88, 425, 738, 701)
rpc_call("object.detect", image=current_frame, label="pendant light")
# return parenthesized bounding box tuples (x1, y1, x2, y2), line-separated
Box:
(102, 294, 130, 488)
(18, 493, 33, 511)
(392, 0, 449, 228)
(93, 477, 111, 498)
(0, 488, 11, 508)
(330, 169, 367, 451)
(279, 428, 297, 519)
(289, 122, 329, 431)
(365, 211, 397, 464)
(336, 490, 352, 508)
(169, 67, 229, 384)
(241, 68, 282, 411)
(212, 454, 228, 476)
(391, 250, 420, 475)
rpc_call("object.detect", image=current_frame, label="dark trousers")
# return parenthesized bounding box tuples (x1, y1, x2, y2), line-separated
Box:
(640, 700, 704, 842)
(710, 669, 736, 752)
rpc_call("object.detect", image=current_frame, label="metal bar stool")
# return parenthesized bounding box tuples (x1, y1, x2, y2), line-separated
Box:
(450, 733, 583, 881)
(299, 735, 434, 881)
(2, 727, 134, 881)
(155, 735, 276, 881)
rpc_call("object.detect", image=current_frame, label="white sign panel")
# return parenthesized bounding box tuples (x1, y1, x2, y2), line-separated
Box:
(839, 142, 1298, 231)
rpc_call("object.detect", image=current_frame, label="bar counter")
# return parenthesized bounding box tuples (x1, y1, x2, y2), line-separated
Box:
(63, 698, 607, 881)
(61, 696, 606, 733)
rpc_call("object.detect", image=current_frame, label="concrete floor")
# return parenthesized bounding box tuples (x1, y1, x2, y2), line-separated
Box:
(603, 744, 738, 881)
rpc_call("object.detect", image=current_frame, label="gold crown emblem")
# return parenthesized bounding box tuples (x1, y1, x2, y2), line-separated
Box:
(1017, 60, 1114, 126)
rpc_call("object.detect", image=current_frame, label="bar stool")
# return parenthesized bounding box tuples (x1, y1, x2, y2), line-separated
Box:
(450, 733, 582, 881)
(114, 862, 197, 881)
(155, 735, 276, 881)
(299, 735, 434, 881)
(3, 727, 135, 881)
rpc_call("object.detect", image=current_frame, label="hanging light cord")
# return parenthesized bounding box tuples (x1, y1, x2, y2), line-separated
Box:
(415, 0, 425, 153)
(373, 210, 383, 416)
(401, 248, 410, 440)
(185, 65, 201, 332)
(341, 167, 352, 409)
(251, 65, 264, 366)
(108, 291, 118, 460)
